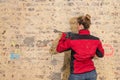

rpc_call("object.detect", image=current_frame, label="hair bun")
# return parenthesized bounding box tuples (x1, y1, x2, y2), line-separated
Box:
(85, 14, 91, 20)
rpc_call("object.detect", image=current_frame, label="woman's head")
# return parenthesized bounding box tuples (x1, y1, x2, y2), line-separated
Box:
(77, 14, 91, 30)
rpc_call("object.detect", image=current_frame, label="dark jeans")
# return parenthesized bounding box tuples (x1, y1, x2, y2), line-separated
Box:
(68, 70, 97, 80)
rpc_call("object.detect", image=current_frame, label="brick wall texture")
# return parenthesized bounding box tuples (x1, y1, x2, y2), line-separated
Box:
(0, 0, 120, 80)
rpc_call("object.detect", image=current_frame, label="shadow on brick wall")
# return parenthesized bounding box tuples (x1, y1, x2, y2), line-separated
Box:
(49, 17, 78, 80)
(61, 17, 78, 80)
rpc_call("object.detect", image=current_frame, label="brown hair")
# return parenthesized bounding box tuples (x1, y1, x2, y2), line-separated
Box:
(77, 14, 91, 29)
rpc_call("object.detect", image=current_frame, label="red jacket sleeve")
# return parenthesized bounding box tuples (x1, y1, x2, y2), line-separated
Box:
(56, 33, 71, 53)
(96, 40, 104, 57)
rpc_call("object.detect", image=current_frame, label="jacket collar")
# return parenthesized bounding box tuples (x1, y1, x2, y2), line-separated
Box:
(79, 29, 90, 35)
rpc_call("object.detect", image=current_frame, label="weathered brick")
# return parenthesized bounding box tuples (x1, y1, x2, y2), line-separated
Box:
(0, 0, 120, 80)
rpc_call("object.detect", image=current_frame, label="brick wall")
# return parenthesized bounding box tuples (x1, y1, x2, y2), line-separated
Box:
(0, 0, 120, 80)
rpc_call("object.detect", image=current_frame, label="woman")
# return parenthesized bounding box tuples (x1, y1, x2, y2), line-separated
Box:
(56, 14, 104, 80)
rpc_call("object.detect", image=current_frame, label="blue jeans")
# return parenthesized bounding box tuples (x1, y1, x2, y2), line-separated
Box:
(68, 70, 97, 80)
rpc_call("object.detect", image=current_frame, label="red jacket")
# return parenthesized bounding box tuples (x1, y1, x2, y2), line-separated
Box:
(56, 29, 104, 74)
